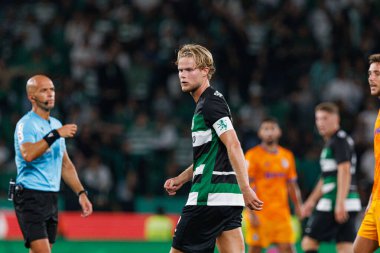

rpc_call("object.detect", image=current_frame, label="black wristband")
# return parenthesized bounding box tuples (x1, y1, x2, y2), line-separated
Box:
(78, 190, 88, 197)
(43, 129, 60, 147)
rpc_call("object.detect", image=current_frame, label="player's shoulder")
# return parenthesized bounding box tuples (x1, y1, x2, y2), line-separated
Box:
(204, 87, 226, 103)
(17, 111, 34, 126)
(245, 145, 263, 157)
(331, 129, 351, 144)
(49, 116, 62, 125)
(278, 146, 294, 156)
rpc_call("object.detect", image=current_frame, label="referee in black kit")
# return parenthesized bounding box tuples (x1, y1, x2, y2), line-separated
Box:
(12, 75, 92, 253)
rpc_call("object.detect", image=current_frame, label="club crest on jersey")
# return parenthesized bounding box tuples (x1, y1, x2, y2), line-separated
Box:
(281, 158, 289, 169)
(376, 128, 380, 134)
(216, 118, 228, 131)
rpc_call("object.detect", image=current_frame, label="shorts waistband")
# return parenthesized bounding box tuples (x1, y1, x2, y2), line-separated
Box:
(17, 186, 58, 194)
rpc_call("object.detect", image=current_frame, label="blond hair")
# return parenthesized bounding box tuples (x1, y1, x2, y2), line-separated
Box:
(176, 44, 216, 80)
(315, 102, 339, 114)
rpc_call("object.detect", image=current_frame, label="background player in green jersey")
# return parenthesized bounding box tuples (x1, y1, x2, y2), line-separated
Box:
(301, 102, 361, 253)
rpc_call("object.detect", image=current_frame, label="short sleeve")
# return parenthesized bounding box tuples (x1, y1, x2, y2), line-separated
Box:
(286, 151, 298, 181)
(332, 136, 351, 164)
(203, 93, 233, 136)
(16, 122, 36, 144)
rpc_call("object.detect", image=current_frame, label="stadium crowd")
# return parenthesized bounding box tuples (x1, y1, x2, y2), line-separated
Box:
(0, 0, 379, 212)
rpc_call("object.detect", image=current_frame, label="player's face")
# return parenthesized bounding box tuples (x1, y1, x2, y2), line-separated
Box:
(34, 80, 55, 111)
(315, 110, 338, 137)
(368, 62, 380, 97)
(258, 122, 281, 145)
(177, 57, 207, 93)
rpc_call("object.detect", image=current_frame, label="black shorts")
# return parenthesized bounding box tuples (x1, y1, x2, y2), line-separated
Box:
(13, 188, 59, 248)
(304, 210, 358, 243)
(172, 205, 243, 253)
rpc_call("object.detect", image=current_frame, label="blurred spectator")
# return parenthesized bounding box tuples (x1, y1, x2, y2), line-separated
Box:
(82, 155, 113, 211)
(0, 0, 379, 211)
(116, 169, 137, 212)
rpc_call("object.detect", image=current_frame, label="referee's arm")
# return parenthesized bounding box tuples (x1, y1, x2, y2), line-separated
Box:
(62, 151, 93, 217)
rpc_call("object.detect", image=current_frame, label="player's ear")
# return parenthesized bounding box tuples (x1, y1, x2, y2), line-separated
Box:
(202, 67, 209, 78)
(27, 95, 35, 103)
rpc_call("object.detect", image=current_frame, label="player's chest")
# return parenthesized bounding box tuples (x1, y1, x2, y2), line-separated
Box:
(257, 156, 290, 178)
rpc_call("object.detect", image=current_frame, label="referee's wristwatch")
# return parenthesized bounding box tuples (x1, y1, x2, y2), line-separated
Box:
(77, 189, 88, 197)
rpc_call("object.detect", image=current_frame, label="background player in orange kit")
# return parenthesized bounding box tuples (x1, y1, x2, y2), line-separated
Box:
(244, 117, 303, 253)
(354, 54, 380, 253)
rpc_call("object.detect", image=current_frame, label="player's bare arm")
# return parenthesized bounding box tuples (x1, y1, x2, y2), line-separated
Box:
(335, 161, 351, 223)
(61, 151, 93, 217)
(164, 164, 194, 196)
(287, 181, 303, 219)
(302, 178, 323, 218)
(219, 129, 263, 211)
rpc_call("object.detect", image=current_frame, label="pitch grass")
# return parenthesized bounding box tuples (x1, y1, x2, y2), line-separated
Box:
(1, 239, 379, 253)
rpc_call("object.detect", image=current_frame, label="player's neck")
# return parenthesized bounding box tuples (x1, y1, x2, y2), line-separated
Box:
(261, 143, 278, 153)
(32, 107, 50, 120)
(323, 127, 339, 141)
(191, 80, 210, 103)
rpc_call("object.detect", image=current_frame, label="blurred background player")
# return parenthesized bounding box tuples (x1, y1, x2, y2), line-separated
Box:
(244, 117, 303, 253)
(302, 102, 361, 253)
(354, 54, 380, 253)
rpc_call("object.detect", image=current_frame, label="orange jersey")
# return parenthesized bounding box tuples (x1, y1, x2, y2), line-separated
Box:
(245, 145, 297, 220)
(372, 110, 380, 200)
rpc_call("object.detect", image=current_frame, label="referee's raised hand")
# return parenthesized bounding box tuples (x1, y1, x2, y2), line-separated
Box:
(57, 124, 77, 138)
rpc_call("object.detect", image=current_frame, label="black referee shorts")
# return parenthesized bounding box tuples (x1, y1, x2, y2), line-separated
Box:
(304, 210, 358, 243)
(172, 205, 243, 253)
(13, 188, 59, 248)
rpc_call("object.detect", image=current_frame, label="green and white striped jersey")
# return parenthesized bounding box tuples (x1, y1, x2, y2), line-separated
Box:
(186, 87, 244, 206)
(316, 130, 361, 212)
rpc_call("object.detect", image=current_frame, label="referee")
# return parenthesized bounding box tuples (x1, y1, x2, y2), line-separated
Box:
(13, 75, 92, 252)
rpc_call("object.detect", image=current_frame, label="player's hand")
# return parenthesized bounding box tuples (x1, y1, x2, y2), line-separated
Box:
(57, 124, 77, 138)
(164, 178, 183, 196)
(79, 194, 93, 217)
(242, 187, 263, 211)
(301, 200, 315, 218)
(335, 201, 348, 224)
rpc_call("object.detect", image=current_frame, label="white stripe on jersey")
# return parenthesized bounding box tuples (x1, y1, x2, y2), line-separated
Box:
(194, 165, 205, 175)
(320, 159, 337, 172)
(192, 130, 212, 147)
(185, 192, 198, 205)
(212, 171, 236, 175)
(321, 182, 335, 194)
(316, 198, 362, 212)
(207, 193, 244, 206)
